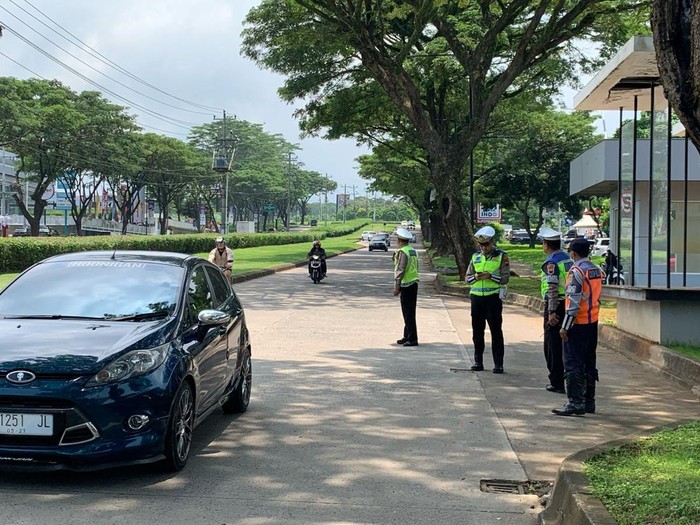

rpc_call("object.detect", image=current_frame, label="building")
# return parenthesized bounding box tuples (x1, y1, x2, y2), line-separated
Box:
(570, 35, 700, 346)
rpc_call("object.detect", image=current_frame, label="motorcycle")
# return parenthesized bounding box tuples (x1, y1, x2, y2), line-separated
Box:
(309, 254, 324, 284)
(600, 263, 625, 285)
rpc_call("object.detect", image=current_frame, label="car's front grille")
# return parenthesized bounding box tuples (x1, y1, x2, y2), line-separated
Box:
(0, 396, 99, 447)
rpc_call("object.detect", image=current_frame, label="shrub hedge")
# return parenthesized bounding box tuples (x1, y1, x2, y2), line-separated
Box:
(0, 220, 368, 273)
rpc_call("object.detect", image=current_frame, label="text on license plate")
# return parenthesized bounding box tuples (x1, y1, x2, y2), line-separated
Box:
(0, 413, 53, 436)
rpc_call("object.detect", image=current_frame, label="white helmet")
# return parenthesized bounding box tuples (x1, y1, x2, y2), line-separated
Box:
(395, 227, 413, 240)
(474, 226, 495, 243)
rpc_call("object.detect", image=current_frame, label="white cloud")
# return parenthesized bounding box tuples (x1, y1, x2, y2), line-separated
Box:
(0, 0, 368, 192)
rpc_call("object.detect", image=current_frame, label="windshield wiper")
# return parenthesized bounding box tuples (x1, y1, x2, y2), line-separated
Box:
(2, 314, 109, 320)
(104, 311, 171, 322)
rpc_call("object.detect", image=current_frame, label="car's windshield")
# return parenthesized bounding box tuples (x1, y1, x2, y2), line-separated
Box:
(370, 235, 385, 241)
(0, 260, 183, 319)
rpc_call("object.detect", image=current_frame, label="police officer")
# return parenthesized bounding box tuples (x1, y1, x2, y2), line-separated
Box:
(393, 227, 420, 346)
(540, 227, 573, 394)
(466, 226, 510, 373)
(552, 237, 602, 416)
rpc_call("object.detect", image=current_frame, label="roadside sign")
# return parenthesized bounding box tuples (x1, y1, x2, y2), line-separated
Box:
(477, 203, 501, 223)
(263, 204, 275, 212)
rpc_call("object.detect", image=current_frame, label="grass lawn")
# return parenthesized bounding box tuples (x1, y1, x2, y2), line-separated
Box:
(668, 344, 700, 362)
(584, 421, 700, 525)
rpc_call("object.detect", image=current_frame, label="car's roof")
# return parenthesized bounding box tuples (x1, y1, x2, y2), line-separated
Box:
(42, 250, 193, 267)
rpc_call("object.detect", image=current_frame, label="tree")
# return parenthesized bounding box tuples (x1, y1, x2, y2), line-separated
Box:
(242, 0, 649, 279)
(652, 1, 700, 153)
(477, 108, 600, 247)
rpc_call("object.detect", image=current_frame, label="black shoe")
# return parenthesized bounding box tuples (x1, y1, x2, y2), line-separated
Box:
(396, 338, 407, 345)
(552, 403, 585, 416)
(546, 384, 566, 394)
(403, 341, 418, 347)
(470, 364, 484, 371)
(585, 402, 596, 414)
(492, 366, 504, 374)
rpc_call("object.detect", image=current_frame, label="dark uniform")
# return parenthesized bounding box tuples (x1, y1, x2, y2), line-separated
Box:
(553, 238, 602, 416)
(541, 250, 573, 392)
(466, 238, 510, 373)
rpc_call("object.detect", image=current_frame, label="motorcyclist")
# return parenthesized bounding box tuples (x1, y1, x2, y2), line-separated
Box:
(208, 237, 234, 283)
(307, 240, 327, 277)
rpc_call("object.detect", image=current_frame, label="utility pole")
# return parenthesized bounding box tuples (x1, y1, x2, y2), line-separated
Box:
(285, 152, 295, 229)
(343, 184, 347, 223)
(213, 110, 237, 234)
(373, 191, 376, 222)
(325, 173, 330, 225)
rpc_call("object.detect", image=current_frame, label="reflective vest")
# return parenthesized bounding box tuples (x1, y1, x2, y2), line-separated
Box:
(395, 245, 419, 286)
(540, 251, 573, 298)
(565, 261, 603, 324)
(470, 251, 502, 296)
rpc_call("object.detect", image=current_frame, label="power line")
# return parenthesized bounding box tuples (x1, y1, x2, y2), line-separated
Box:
(16, 0, 222, 113)
(3, 1, 214, 116)
(0, 21, 201, 130)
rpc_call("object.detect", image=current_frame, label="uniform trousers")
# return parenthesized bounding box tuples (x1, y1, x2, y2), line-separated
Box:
(543, 301, 566, 389)
(399, 282, 419, 344)
(470, 293, 504, 367)
(563, 321, 598, 386)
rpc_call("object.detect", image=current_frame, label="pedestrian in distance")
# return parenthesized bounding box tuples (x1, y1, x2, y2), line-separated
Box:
(540, 227, 573, 394)
(466, 225, 510, 373)
(208, 237, 234, 283)
(393, 227, 420, 347)
(552, 237, 603, 416)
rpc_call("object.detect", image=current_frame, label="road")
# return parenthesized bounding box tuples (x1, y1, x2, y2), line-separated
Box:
(0, 244, 541, 524)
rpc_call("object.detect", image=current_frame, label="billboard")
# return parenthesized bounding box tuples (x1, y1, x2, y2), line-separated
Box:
(476, 203, 501, 223)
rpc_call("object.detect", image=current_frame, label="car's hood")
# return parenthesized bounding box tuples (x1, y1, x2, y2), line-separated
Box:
(0, 318, 173, 374)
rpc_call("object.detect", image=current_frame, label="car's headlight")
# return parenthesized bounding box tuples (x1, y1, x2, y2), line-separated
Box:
(86, 344, 168, 386)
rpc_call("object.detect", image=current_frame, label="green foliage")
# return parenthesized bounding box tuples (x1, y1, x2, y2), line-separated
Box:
(0, 219, 369, 274)
(584, 422, 700, 525)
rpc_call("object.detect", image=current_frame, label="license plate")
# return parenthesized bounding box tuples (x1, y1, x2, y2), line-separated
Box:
(0, 413, 53, 436)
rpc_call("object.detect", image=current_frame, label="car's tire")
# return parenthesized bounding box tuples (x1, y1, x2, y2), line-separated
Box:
(369, 247, 373, 251)
(162, 381, 195, 472)
(222, 348, 252, 414)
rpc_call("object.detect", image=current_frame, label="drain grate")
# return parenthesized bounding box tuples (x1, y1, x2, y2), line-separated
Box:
(480, 479, 552, 496)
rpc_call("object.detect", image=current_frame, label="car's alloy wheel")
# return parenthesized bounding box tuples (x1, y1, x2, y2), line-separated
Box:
(163, 381, 194, 472)
(222, 349, 252, 414)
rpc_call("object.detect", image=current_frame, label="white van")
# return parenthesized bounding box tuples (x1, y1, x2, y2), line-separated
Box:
(592, 237, 610, 257)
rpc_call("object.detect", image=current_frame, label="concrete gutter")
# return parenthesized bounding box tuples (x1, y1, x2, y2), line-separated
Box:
(433, 274, 700, 524)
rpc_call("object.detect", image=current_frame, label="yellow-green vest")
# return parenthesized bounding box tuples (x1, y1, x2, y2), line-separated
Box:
(396, 245, 419, 286)
(540, 253, 573, 298)
(470, 252, 502, 296)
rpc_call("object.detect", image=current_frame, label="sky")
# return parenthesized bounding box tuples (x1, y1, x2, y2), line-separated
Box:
(0, 0, 371, 197)
(0, 0, 621, 200)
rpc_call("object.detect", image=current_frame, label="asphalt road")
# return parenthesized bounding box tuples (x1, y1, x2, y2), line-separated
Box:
(0, 244, 541, 524)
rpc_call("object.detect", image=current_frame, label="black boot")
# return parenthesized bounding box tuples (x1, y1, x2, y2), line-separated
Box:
(584, 377, 596, 414)
(470, 363, 484, 371)
(552, 374, 586, 416)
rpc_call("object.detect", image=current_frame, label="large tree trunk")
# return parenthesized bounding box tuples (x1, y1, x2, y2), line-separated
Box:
(652, 1, 700, 152)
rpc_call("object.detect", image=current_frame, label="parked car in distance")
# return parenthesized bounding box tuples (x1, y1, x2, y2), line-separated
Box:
(509, 231, 542, 244)
(10, 225, 58, 237)
(368, 234, 389, 251)
(592, 237, 610, 257)
(0, 250, 252, 472)
(309, 219, 318, 226)
(360, 230, 376, 241)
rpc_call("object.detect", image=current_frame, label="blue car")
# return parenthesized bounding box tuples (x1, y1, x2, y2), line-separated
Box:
(0, 251, 252, 472)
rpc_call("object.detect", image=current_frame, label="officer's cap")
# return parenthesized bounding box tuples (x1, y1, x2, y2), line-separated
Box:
(539, 227, 561, 241)
(395, 227, 413, 240)
(475, 226, 495, 243)
(215, 237, 225, 243)
(568, 237, 590, 256)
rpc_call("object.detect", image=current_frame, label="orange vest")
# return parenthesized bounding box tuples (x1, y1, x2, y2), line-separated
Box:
(565, 262, 602, 324)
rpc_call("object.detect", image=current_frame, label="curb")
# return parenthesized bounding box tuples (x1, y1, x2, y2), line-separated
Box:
(538, 418, 699, 525)
(434, 276, 700, 525)
(231, 247, 360, 285)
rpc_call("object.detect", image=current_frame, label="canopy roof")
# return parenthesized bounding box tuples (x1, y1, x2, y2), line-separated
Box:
(573, 215, 598, 228)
